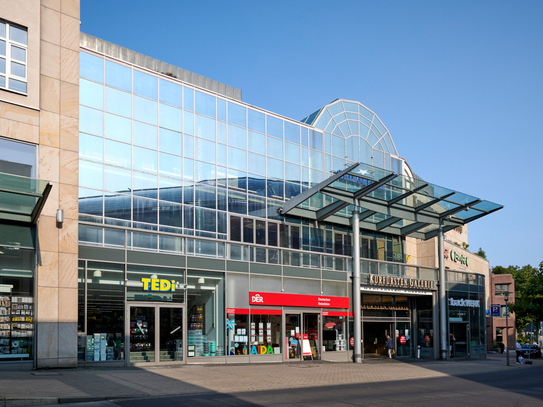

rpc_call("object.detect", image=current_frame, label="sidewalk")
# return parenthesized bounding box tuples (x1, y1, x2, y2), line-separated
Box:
(0, 353, 538, 407)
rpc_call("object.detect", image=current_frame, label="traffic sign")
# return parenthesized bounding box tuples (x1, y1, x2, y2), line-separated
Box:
(400, 335, 407, 345)
(490, 304, 501, 317)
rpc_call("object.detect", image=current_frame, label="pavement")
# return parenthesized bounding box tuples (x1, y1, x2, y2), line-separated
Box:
(0, 352, 539, 407)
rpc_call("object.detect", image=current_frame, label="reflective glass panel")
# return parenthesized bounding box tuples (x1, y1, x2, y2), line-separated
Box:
(133, 70, 157, 100)
(183, 111, 194, 135)
(104, 139, 131, 168)
(133, 95, 158, 125)
(80, 51, 104, 83)
(228, 124, 246, 149)
(184, 87, 194, 111)
(267, 136, 283, 159)
(133, 146, 158, 173)
(247, 131, 265, 154)
(159, 103, 182, 132)
(248, 109, 265, 133)
(228, 102, 246, 127)
(105, 113, 131, 143)
(194, 114, 216, 141)
(105, 60, 131, 92)
(79, 161, 103, 189)
(266, 115, 282, 139)
(159, 79, 182, 107)
(159, 152, 182, 178)
(9, 25, 27, 45)
(133, 121, 158, 150)
(104, 165, 131, 193)
(195, 91, 216, 117)
(105, 87, 132, 117)
(284, 122, 300, 144)
(228, 147, 247, 171)
(80, 79, 103, 110)
(80, 106, 103, 136)
(159, 128, 182, 155)
(79, 133, 103, 162)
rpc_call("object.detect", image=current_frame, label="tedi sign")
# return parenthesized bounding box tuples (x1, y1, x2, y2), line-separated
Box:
(450, 251, 469, 267)
(141, 278, 183, 292)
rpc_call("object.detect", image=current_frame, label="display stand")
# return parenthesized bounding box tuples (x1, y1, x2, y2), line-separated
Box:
(0, 295, 33, 358)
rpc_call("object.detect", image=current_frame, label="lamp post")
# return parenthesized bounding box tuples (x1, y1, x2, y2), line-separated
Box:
(504, 291, 509, 366)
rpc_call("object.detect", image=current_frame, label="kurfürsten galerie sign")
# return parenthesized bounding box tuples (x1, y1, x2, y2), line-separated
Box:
(368, 275, 436, 290)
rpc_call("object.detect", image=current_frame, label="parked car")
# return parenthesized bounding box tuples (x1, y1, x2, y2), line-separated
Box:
(519, 344, 541, 358)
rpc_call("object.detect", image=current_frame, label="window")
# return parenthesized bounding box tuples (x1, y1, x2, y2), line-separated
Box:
(495, 284, 510, 296)
(0, 137, 36, 177)
(0, 20, 28, 94)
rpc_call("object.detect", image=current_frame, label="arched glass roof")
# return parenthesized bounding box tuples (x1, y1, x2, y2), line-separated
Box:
(302, 99, 399, 169)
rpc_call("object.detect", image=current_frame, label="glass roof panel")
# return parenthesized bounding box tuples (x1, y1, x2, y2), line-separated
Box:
(327, 101, 344, 116)
(368, 130, 379, 147)
(373, 118, 387, 136)
(325, 117, 336, 133)
(346, 112, 358, 120)
(347, 120, 359, 136)
(279, 154, 502, 240)
(359, 114, 372, 127)
(359, 124, 370, 139)
(314, 108, 331, 130)
(0, 172, 51, 224)
(333, 113, 347, 123)
(384, 133, 398, 155)
(338, 121, 351, 138)
(344, 101, 358, 112)
(359, 105, 374, 121)
(332, 125, 345, 138)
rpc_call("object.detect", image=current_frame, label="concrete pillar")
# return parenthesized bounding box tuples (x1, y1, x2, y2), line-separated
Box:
(352, 209, 362, 363)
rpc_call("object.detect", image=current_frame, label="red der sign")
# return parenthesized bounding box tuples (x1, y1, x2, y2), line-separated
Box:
(350, 337, 354, 347)
(249, 292, 349, 309)
(303, 334, 308, 340)
(400, 335, 407, 345)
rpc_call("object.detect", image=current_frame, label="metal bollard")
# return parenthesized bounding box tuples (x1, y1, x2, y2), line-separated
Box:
(417, 345, 421, 358)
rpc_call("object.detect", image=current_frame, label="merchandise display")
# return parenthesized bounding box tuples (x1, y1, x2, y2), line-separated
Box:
(0, 296, 33, 358)
(188, 306, 205, 357)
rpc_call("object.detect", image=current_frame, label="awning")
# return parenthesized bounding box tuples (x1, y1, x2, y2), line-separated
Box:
(0, 172, 52, 225)
(279, 162, 502, 240)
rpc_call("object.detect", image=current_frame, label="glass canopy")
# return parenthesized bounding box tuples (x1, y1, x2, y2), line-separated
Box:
(0, 172, 52, 224)
(279, 162, 502, 240)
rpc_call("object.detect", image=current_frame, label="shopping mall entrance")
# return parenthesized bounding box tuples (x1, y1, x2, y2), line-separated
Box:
(284, 312, 321, 361)
(363, 322, 392, 358)
(450, 322, 469, 358)
(126, 303, 185, 365)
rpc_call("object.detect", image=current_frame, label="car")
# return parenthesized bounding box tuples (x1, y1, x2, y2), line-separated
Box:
(519, 344, 541, 359)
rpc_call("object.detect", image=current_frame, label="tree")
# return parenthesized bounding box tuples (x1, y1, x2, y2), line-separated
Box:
(492, 262, 543, 332)
(476, 247, 487, 259)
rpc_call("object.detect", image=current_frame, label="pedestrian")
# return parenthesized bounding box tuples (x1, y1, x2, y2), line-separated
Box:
(499, 342, 505, 354)
(515, 340, 522, 363)
(450, 333, 456, 358)
(384, 335, 394, 359)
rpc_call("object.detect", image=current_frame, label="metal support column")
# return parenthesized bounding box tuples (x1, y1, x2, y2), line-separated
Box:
(438, 221, 448, 360)
(352, 209, 362, 363)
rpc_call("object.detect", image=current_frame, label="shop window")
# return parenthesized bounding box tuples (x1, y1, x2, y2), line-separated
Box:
(0, 248, 34, 361)
(85, 262, 125, 361)
(226, 310, 248, 355)
(0, 20, 27, 94)
(187, 270, 224, 357)
(417, 296, 433, 350)
(322, 313, 346, 351)
(250, 313, 281, 355)
(0, 137, 36, 178)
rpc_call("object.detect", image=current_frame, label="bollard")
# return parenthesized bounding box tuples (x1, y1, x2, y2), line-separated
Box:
(417, 345, 421, 358)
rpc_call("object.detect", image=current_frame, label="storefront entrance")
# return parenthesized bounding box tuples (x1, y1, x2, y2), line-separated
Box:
(284, 312, 321, 361)
(126, 303, 186, 365)
(450, 322, 469, 358)
(363, 322, 392, 358)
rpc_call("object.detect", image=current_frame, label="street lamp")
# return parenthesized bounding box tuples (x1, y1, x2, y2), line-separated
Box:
(504, 291, 509, 366)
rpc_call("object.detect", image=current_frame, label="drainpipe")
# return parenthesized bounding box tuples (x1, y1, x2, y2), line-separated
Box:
(352, 209, 362, 363)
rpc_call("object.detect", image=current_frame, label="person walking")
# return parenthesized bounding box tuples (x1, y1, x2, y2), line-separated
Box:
(384, 335, 394, 359)
(516, 340, 522, 363)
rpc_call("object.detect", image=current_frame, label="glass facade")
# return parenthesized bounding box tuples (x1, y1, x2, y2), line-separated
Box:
(75, 47, 491, 364)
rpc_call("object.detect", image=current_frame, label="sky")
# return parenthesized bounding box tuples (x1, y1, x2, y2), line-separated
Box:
(81, 0, 543, 269)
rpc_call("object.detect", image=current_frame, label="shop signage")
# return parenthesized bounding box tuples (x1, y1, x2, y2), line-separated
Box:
(249, 292, 349, 309)
(450, 250, 469, 267)
(368, 275, 436, 290)
(141, 278, 183, 292)
(361, 303, 408, 311)
(400, 335, 407, 345)
(449, 298, 480, 308)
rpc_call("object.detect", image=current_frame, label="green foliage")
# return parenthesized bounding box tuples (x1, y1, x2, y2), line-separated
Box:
(476, 247, 487, 259)
(492, 262, 543, 333)
(461, 242, 469, 250)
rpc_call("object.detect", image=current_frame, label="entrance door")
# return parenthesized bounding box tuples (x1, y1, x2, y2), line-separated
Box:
(363, 322, 392, 358)
(303, 313, 320, 360)
(450, 322, 469, 358)
(285, 313, 301, 360)
(284, 312, 321, 361)
(127, 303, 185, 365)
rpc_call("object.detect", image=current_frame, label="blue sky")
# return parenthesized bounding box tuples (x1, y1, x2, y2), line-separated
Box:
(81, 1, 543, 269)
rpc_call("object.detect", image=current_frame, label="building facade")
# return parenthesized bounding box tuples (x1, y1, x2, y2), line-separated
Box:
(0, 1, 503, 369)
(486, 273, 516, 351)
